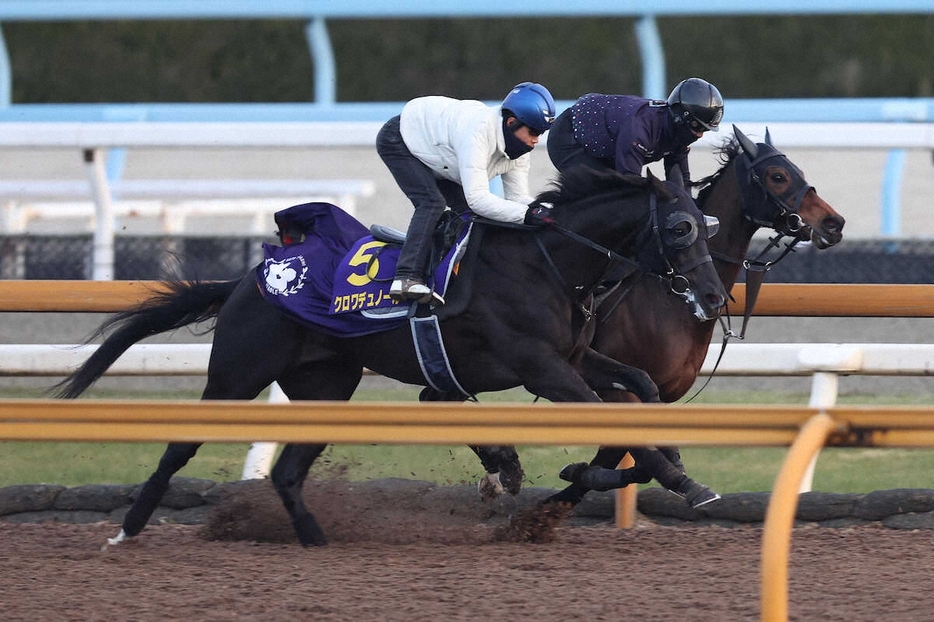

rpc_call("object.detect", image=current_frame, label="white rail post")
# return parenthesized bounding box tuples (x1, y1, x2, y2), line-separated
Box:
(240, 382, 286, 479)
(83, 148, 115, 281)
(796, 345, 862, 492)
(799, 371, 839, 492)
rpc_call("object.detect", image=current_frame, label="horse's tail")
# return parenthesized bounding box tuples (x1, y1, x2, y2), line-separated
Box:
(54, 278, 242, 399)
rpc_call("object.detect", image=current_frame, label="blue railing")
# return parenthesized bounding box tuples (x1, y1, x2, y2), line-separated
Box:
(1, 1, 932, 105)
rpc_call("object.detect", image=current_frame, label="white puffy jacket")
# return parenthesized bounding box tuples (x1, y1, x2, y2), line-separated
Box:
(399, 96, 533, 223)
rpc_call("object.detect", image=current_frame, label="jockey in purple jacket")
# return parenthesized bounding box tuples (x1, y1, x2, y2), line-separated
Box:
(547, 78, 724, 187)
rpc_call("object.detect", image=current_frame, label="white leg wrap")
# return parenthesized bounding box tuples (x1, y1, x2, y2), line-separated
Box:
(101, 528, 128, 551)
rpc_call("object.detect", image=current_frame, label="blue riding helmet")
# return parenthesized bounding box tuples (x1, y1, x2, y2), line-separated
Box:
(501, 82, 557, 134)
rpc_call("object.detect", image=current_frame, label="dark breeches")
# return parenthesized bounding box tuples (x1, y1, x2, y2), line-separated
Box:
(376, 115, 468, 279)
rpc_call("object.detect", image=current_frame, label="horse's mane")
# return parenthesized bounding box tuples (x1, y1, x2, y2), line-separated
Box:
(694, 137, 742, 209)
(534, 166, 657, 210)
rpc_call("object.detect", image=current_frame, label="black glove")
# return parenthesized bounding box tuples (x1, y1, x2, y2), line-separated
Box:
(524, 204, 555, 226)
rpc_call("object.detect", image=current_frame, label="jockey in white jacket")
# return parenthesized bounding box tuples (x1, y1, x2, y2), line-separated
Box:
(376, 82, 556, 304)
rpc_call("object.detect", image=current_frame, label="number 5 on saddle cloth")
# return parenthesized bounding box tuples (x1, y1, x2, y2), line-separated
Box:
(256, 201, 474, 396)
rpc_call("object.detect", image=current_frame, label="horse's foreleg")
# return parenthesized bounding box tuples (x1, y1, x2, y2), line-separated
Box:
(595, 386, 687, 475)
(578, 348, 660, 404)
(547, 446, 649, 505)
(270, 443, 328, 547)
(556, 446, 717, 508)
(111, 442, 202, 545)
(627, 447, 719, 508)
(470, 445, 524, 499)
(420, 387, 524, 499)
(555, 351, 717, 507)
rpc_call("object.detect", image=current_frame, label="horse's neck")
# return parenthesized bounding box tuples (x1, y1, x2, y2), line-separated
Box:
(546, 195, 647, 286)
(702, 165, 759, 291)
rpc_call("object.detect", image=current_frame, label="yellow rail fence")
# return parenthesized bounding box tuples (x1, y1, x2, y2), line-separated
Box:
(2, 279, 934, 315)
(1, 280, 934, 622)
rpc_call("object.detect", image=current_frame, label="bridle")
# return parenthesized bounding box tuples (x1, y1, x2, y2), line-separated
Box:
(688, 138, 817, 401)
(734, 148, 814, 239)
(713, 144, 818, 335)
(533, 189, 709, 318)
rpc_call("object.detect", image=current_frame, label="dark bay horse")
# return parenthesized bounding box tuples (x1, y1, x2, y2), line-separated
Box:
(57, 169, 727, 547)
(466, 126, 846, 507)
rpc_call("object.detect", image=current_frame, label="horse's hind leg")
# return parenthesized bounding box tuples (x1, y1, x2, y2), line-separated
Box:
(271, 443, 329, 546)
(269, 358, 363, 546)
(114, 442, 203, 542)
(110, 366, 283, 544)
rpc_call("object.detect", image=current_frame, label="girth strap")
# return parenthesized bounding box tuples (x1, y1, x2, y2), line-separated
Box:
(410, 316, 473, 399)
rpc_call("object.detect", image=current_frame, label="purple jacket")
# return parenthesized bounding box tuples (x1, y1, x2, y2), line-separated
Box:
(570, 94, 693, 185)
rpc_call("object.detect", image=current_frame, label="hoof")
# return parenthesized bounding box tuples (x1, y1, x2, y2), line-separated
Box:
(295, 519, 328, 547)
(478, 472, 505, 502)
(101, 529, 129, 552)
(498, 463, 524, 496)
(689, 487, 721, 509)
(559, 462, 589, 484)
(669, 480, 721, 509)
(298, 533, 328, 547)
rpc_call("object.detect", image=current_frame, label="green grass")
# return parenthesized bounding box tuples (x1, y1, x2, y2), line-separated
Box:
(1, 384, 932, 493)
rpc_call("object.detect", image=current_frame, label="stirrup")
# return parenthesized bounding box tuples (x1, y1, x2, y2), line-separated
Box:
(390, 277, 429, 299)
(390, 278, 444, 305)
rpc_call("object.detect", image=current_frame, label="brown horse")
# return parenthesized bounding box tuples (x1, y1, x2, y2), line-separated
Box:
(464, 126, 846, 507)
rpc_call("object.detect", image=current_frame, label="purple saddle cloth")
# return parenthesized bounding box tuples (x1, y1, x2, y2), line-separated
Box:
(256, 202, 471, 337)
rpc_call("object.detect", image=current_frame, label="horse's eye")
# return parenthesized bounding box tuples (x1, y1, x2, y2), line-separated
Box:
(671, 223, 692, 237)
(770, 173, 787, 184)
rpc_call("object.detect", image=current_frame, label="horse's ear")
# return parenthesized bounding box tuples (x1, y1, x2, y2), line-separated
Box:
(645, 169, 675, 200)
(764, 127, 774, 146)
(733, 124, 759, 160)
(666, 165, 685, 191)
(645, 169, 662, 191)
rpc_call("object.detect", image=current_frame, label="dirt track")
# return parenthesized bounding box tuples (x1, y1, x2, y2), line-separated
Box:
(3, 522, 932, 621)
(2, 480, 933, 621)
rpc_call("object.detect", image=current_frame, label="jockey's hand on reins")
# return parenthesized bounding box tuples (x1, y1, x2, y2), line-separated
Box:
(525, 204, 555, 226)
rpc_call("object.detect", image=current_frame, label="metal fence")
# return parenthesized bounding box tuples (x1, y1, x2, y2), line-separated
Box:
(0, 235, 273, 281)
(2, 235, 932, 284)
(742, 239, 934, 284)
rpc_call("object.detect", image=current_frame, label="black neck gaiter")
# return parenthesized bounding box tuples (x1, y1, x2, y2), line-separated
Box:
(503, 118, 534, 159)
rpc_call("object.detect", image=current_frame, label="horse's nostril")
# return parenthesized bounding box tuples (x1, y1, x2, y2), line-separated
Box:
(707, 292, 726, 308)
(825, 217, 845, 233)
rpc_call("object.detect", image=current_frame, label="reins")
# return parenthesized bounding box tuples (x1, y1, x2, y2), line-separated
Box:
(532, 193, 660, 310)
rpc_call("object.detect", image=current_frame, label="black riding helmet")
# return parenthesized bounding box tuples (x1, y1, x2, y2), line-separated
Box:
(667, 78, 724, 133)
